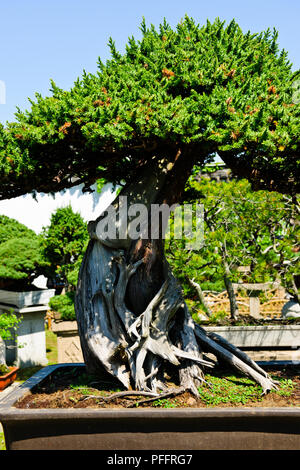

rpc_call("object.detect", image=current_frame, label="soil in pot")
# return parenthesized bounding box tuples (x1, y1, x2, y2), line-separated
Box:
(14, 364, 300, 410)
(199, 315, 300, 327)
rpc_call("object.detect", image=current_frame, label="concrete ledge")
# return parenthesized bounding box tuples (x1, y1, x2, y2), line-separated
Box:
(230, 349, 300, 362)
(203, 325, 300, 348)
(0, 288, 55, 309)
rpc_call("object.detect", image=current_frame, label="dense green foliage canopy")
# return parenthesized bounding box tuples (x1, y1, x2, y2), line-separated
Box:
(0, 16, 299, 199)
(0, 215, 36, 243)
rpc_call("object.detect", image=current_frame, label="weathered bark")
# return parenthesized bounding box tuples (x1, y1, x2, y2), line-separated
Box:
(291, 277, 300, 305)
(221, 247, 239, 321)
(223, 270, 239, 321)
(75, 157, 277, 396)
(186, 276, 213, 317)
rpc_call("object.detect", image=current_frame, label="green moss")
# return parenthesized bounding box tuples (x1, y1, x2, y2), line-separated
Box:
(197, 371, 295, 406)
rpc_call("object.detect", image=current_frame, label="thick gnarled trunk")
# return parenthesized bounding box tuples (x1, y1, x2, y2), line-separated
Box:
(75, 158, 278, 396)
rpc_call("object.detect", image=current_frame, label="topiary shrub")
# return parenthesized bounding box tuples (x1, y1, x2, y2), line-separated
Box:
(0, 216, 49, 290)
(0, 215, 37, 244)
(0, 237, 48, 290)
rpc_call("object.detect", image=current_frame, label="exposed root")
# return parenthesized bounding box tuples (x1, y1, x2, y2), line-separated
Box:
(194, 324, 278, 395)
(80, 387, 187, 408)
(76, 237, 278, 398)
(126, 387, 186, 407)
(80, 390, 160, 403)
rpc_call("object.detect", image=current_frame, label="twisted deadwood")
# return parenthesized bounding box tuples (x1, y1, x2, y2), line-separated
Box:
(75, 162, 278, 396)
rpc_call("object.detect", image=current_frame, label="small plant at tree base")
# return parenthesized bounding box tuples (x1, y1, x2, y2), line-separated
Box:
(275, 378, 294, 398)
(152, 398, 178, 408)
(197, 372, 295, 406)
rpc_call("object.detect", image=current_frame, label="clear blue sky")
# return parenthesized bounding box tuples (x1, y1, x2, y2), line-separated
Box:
(0, 0, 299, 124)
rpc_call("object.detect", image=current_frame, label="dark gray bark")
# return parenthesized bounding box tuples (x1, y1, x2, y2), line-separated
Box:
(221, 246, 239, 321)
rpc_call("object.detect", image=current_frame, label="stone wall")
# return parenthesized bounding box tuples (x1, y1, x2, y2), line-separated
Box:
(51, 321, 84, 363)
(1, 304, 49, 368)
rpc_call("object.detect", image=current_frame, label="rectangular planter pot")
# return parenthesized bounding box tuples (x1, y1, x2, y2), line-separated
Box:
(0, 366, 19, 392)
(0, 288, 55, 309)
(203, 325, 300, 348)
(0, 363, 299, 450)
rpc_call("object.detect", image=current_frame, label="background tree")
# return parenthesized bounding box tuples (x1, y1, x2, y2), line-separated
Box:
(41, 206, 89, 321)
(167, 176, 299, 319)
(250, 194, 300, 303)
(41, 205, 89, 289)
(0, 17, 299, 395)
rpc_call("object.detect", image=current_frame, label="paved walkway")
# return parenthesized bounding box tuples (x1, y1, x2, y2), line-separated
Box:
(0, 381, 21, 435)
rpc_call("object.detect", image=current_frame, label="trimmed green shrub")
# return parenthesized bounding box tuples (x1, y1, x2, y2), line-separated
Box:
(49, 291, 76, 321)
(0, 215, 37, 244)
(0, 216, 49, 289)
(0, 238, 48, 289)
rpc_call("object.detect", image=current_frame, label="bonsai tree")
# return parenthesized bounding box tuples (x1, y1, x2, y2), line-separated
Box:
(0, 17, 299, 395)
(0, 216, 48, 290)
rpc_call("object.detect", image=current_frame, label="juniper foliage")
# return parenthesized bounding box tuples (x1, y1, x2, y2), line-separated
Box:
(0, 16, 299, 199)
